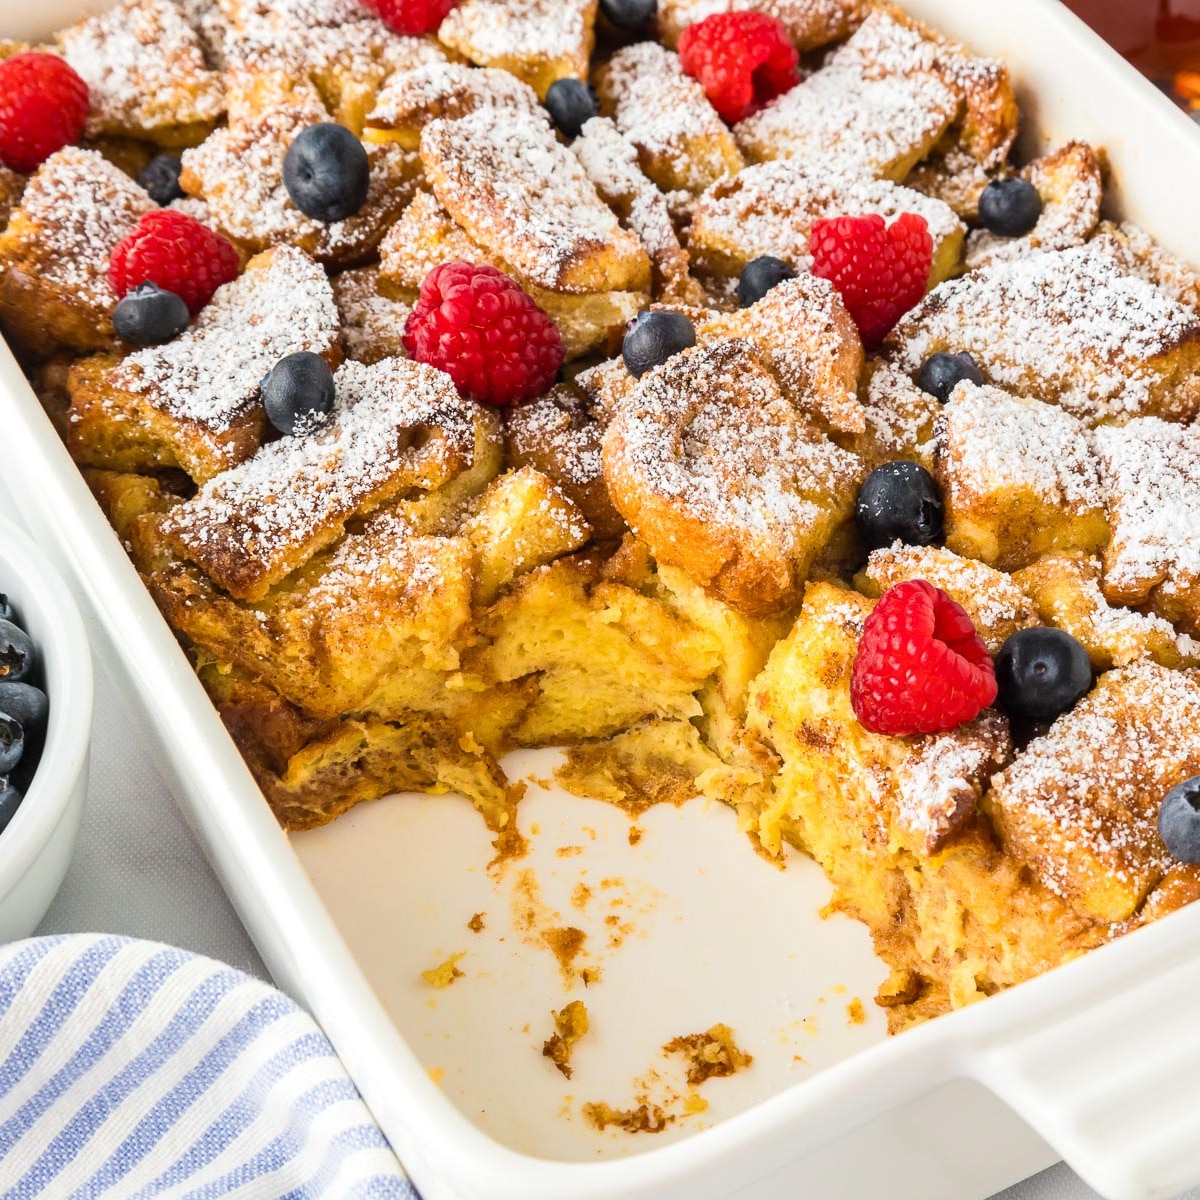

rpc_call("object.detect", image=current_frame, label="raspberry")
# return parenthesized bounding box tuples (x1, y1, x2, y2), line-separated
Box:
(677, 12, 799, 125)
(361, 0, 459, 35)
(109, 210, 240, 315)
(851, 579, 997, 737)
(403, 262, 564, 407)
(0, 53, 89, 174)
(809, 212, 934, 346)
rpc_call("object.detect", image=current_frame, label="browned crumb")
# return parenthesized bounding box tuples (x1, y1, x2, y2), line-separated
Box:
(467, 912, 486, 933)
(846, 998, 866, 1025)
(421, 952, 465, 988)
(628, 824, 644, 846)
(543, 926, 587, 976)
(581, 966, 602, 986)
(542, 999, 590, 1079)
(682, 1093, 708, 1114)
(556, 844, 584, 857)
(428, 1066, 446, 1086)
(488, 801, 529, 871)
(663, 1024, 753, 1086)
(582, 1101, 672, 1134)
(571, 882, 592, 910)
(876, 968, 924, 1008)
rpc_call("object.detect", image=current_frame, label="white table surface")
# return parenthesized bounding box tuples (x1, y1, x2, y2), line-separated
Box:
(32, 655, 1189, 1200)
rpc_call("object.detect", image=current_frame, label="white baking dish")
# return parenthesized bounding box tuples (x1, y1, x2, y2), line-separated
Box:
(3, 2, 1200, 1197)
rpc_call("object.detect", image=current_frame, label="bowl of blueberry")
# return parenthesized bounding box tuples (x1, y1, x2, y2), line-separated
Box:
(0, 512, 91, 941)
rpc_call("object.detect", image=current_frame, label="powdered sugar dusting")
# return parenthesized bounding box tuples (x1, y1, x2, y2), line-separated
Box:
(60, 0, 224, 138)
(660, 0, 865, 51)
(111, 245, 338, 431)
(366, 61, 542, 131)
(1095, 417, 1200, 603)
(506, 386, 602, 489)
(889, 246, 1200, 425)
(4, 147, 155, 314)
(162, 356, 479, 595)
(690, 158, 963, 271)
(331, 267, 412, 364)
(937, 383, 1103, 514)
(437, 0, 592, 69)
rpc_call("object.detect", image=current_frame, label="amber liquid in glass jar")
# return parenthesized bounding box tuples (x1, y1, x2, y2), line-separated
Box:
(1064, 0, 1200, 115)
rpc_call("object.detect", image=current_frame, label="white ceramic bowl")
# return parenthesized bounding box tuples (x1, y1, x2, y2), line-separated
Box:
(0, 512, 91, 942)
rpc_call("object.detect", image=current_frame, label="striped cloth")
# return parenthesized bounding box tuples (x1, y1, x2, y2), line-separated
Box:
(0, 935, 419, 1199)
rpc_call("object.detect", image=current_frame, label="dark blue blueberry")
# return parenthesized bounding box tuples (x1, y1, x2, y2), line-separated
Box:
(283, 123, 370, 223)
(136, 154, 185, 206)
(994, 627, 1092, 724)
(0, 714, 24, 776)
(855, 461, 944, 551)
(113, 283, 190, 346)
(599, 0, 657, 32)
(1160, 776, 1200, 863)
(545, 78, 598, 139)
(0, 618, 34, 683)
(736, 256, 795, 308)
(917, 351, 984, 403)
(0, 682, 47, 734)
(261, 352, 336, 435)
(978, 177, 1043, 237)
(0, 778, 21, 836)
(622, 310, 696, 379)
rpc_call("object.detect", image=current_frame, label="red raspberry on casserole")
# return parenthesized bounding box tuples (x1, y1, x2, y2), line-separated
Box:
(677, 12, 800, 125)
(362, 0, 459, 35)
(809, 212, 934, 347)
(0, 53, 89, 174)
(851, 579, 998, 736)
(403, 262, 564, 407)
(109, 210, 241, 316)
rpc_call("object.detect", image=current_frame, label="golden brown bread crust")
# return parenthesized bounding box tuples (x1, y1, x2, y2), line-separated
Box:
(657, 0, 867, 51)
(0, 166, 24, 233)
(602, 339, 864, 616)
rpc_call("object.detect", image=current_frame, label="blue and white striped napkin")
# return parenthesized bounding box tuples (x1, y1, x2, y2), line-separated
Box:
(0, 934, 419, 1199)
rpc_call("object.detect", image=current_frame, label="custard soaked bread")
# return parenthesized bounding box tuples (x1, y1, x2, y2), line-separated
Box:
(10, 0, 1200, 1042)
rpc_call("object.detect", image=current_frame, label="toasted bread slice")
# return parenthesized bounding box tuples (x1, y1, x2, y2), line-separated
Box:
(572, 116, 706, 305)
(856, 544, 1039, 654)
(421, 107, 650, 296)
(0, 148, 156, 358)
(1094, 417, 1200, 635)
(887, 246, 1200, 426)
(437, 0, 597, 99)
(0, 166, 22, 232)
(506, 385, 627, 540)
(965, 142, 1104, 271)
(983, 661, 1200, 922)
(160, 357, 483, 601)
(689, 160, 964, 285)
(905, 146, 993, 220)
(60, 0, 224, 146)
(331, 267, 413, 364)
(181, 102, 419, 268)
(603, 338, 864, 615)
(658, 0, 866, 52)
(1089, 220, 1200, 314)
(363, 61, 543, 149)
(379, 190, 645, 360)
(175, 0, 229, 69)
(857, 361, 942, 471)
(594, 42, 744, 198)
(1013, 554, 1200, 672)
(933, 383, 1109, 572)
(67, 246, 339, 483)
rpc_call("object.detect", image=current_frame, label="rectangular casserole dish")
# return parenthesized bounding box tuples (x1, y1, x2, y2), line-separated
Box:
(3, 2, 1200, 1197)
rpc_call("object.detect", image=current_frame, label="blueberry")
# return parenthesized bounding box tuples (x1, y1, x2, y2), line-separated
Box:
(261, 352, 336, 435)
(1159, 776, 1200, 863)
(622, 310, 696, 379)
(0, 619, 34, 683)
(599, 0, 657, 32)
(545, 79, 598, 139)
(0, 778, 21, 836)
(978, 177, 1043, 237)
(113, 283, 190, 346)
(0, 714, 24, 776)
(994, 627, 1092, 724)
(283, 123, 370, 224)
(855, 461, 944, 551)
(736, 256, 795, 308)
(137, 154, 185, 206)
(0, 682, 47, 734)
(917, 351, 984, 404)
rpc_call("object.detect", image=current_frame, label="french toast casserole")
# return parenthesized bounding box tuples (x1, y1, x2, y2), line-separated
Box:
(4, 0, 1200, 1036)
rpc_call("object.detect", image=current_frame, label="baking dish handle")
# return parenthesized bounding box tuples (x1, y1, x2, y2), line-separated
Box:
(973, 944, 1200, 1200)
